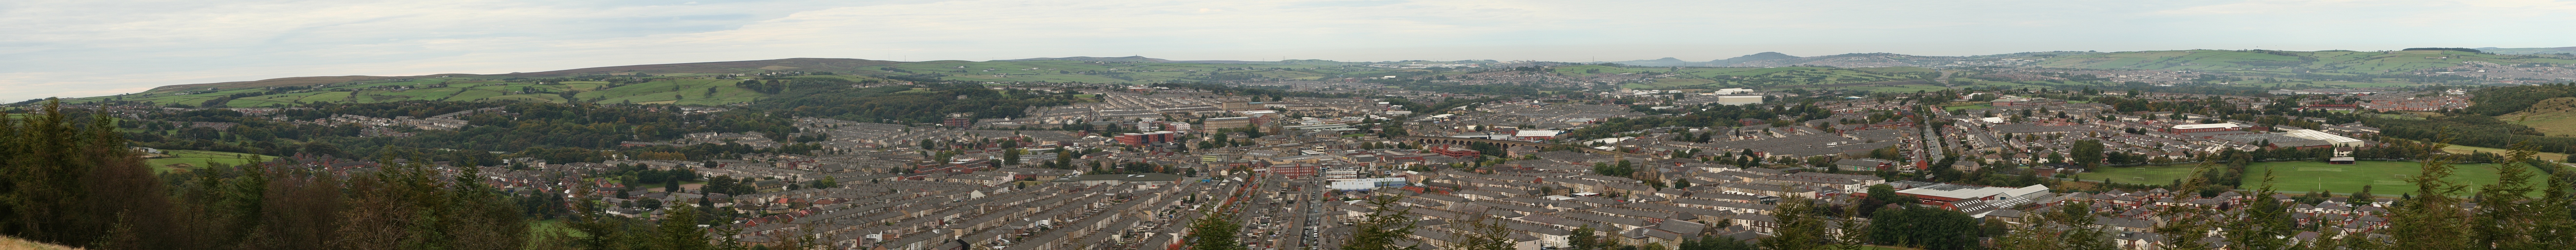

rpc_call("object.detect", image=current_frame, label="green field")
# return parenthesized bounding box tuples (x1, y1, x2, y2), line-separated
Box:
(2076, 164, 2210, 186)
(2078, 161, 2549, 196)
(1943, 104, 1992, 111)
(144, 149, 276, 173)
(530, 219, 587, 238)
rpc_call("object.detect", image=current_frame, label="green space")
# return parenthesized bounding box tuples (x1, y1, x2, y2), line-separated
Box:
(2252, 161, 2546, 196)
(2439, 144, 2571, 162)
(530, 219, 586, 238)
(2076, 164, 2208, 186)
(144, 149, 276, 173)
(2078, 161, 2550, 196)
(1943, 104, 1992, 111)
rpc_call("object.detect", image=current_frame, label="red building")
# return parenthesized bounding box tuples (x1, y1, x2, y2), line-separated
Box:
(1268, 164, 1321, 178)
(1116, 131, 1178, 146)
(2302, 104, 2359, 111)
(943, 113, 975, 127)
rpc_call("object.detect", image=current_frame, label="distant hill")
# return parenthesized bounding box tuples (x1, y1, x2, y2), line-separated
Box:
(1604, 52, 1802, 67)
(147, 76, 406, 93)
(998, 56, 1283, 64)
(1713, 52, 1800, 64)
(2477, 46, 2576, 55)
(495, 58, 902, 76)
(1724, 53, 1964, 67)
(998, 56, 1181, 63)
(2033, 49, 2576, 74)
(136, 58, 902, 93)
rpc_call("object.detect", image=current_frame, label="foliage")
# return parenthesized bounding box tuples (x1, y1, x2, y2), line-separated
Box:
(1864, 206, 1979, 250)
(1992, 202, 2116, 250)
(1187, 206, 1245, 250)
(1451, 214, 1516, 250)
(1759, 195, 1829, 250)
(753, 81, 1080, 124)
(1344, 195, 1420, 250)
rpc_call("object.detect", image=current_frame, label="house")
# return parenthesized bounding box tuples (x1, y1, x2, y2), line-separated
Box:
(1832, 159, 1898, 171)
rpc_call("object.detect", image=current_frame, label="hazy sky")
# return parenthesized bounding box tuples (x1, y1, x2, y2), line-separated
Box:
(5, 0, 2573, 101)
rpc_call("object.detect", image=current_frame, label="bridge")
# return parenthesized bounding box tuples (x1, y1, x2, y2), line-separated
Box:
(1391, 136, 1641, 156)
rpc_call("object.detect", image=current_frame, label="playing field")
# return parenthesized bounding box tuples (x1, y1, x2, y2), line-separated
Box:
(144, 149, 275, 173)
(2078, 161, 2548, 196)
(2251, 161, 2546, 196)
(2076, 164, 2210, 186)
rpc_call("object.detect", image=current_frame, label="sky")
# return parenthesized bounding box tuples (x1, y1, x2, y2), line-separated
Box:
(4, 0, 2574, 101)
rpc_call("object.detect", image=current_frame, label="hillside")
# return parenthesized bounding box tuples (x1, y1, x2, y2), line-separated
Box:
(2477, 46, 2576, 55)
(497, 58, 903, 76)
(2504, 97, 2576, 136)
(2033, 49, 2576, 74)
(70, 58, 1437, 107)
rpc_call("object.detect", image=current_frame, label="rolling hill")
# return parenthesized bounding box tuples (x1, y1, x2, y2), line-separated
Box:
(2476, 46, 2576, 55)
(58, 46, 2576, 107)
(2032, 49, 2576, 74)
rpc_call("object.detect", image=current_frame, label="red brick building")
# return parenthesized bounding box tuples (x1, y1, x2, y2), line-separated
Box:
(1116, 131, 1178, 146)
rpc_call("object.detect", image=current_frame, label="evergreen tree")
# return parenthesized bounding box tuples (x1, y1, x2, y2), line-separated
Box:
(2471, 143, 2548, 249)
(1452, 214, 1515, 250)
(1760, 194, 1827, 250)
(2385, 142, 2469, 249)
(2222, 171, 2293, 250)
(1569, 226, 1601, 250)
(657, 205, 711, 250)
(1187, 206, 1245, 250)
(1345, 195, 1419, 250)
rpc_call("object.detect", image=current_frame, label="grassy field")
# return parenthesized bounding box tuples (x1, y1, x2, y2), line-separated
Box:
(2079, 161, 2549, 196)
(2252, 161, 2547, 196)
(1943, 104, 1993, 111)
(530, 219, 586, 238)
(2439, 144, 2571, 162)
(145, 149, 276, 173)
(2076, 164, 2210, 186)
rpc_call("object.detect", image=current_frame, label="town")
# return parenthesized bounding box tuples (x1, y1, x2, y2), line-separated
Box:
(65, 73, 2530, 250)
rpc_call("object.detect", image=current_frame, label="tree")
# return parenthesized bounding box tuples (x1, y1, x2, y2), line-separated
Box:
(1187, 206, 1245, 250)
(1570, 226, 1602, 250)
(1994, 201, 2116, 250)
(1759, 194, 1828, 250)
(1859, 184, 1911, 216)
(2221, 171, 2293, 250)
(2071, 140, 2104, 168)
(2384, 141, 2469, 249)
(1680, 235, 1756, 250)
(2470, 142, 2550, 249)
(1003, 149, 1023, 166)
(657, 205, 711, 250)
(1865, 207, 1976, 250)
(1345, 195, 1419, 250)
(1452, 214, 1515, 250)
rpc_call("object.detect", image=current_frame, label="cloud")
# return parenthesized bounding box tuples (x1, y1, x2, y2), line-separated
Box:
(2, 0, 2571, 101)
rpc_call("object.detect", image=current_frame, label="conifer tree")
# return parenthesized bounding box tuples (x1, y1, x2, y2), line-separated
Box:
(2386, 141, 2468, 249)
(1187, 206, 1244, 250)
(1345, 195, 1419, 250)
